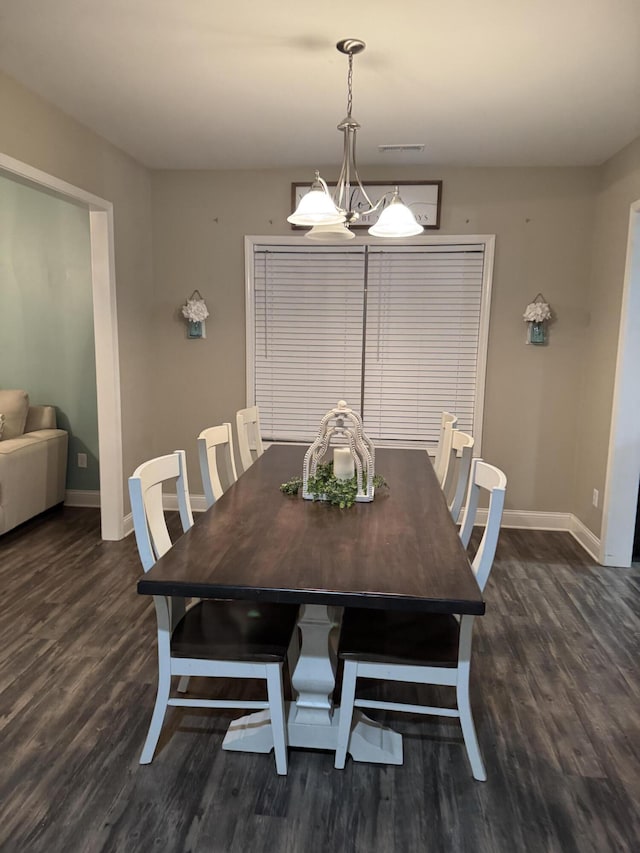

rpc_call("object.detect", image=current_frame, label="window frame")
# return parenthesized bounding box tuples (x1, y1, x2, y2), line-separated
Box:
(244, 234, 495, 455)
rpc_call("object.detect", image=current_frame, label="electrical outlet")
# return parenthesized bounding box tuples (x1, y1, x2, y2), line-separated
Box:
(592, 488, 599, 508)
(77, 453, 88, 469)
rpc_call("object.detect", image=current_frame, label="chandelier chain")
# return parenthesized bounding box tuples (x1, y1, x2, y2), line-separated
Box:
(347, 52, 353, 117)
(287, 38, 424, 238)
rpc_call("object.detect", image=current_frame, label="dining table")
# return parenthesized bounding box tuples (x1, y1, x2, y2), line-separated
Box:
(137, 443, 484, 765)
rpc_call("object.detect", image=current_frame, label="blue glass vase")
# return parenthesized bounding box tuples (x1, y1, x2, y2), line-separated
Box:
(529, 321, 545, 345)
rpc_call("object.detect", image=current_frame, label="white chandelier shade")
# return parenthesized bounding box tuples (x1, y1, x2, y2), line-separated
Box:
(368, 190, 424, 237)
(289, 39, 424, 240)
(287, 173, 345, 226)
(306, 222, 356, 241)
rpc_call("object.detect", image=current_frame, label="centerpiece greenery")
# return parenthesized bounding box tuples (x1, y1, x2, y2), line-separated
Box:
(280, 461, 386, 509)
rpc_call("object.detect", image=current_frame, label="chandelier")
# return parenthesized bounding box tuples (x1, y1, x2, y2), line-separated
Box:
(288, 39, 424, 240)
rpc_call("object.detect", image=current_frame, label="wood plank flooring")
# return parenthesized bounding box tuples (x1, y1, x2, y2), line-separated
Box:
(0, 507, 638, 853)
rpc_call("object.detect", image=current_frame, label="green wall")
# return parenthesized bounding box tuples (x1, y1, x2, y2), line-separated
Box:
(0, 173, 99, 491)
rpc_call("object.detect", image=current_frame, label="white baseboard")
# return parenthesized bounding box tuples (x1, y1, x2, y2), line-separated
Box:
(65, 493, 207, 519)
(120, 494, 208, 539)
(120, 496, 206, 540)
(475, 508, 601, 562)
(568, 515, 601, 562)
(473, 509, 573, 531)
(65, 489, 101, 508)
(123, 512, 134, 537)
(162, 493, 209, 513)
(123, 495, 603, 563)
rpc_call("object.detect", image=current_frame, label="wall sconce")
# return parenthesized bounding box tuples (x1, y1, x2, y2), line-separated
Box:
(181, 290, 209, 339)
(523, 293, 552, 345)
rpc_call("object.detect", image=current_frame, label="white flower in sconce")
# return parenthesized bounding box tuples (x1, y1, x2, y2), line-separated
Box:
(182, 292, 210, 323)
(523, 300, 552, 323)
(523, 293, 552, 345)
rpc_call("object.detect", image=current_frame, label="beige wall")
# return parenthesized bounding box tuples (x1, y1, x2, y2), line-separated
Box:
(151, 165, 597, 511)
(0, 71, 154, 509)
(572, 136, 640, 536)
(4, 64, 636, 536)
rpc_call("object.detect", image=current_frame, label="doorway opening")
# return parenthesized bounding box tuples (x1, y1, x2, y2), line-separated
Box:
(0, 152, 123, 540)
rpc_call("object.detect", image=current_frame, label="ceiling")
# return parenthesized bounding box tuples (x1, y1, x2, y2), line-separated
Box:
(1, 0, 639, 170)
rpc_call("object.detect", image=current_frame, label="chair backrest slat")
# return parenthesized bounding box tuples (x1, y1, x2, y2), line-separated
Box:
(442, 430, 475, 523)
(434, 411, 458, 484)
(236, 405, 264, 472)
(128, 450, 194, 573)
(458, 458, 507, 592)
(198, 422, 238, 508)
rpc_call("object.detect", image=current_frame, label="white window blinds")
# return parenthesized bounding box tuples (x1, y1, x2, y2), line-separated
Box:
(253, 246, 365, 441)
(250, 239, 490, 447)
(363, 244, 485, 443)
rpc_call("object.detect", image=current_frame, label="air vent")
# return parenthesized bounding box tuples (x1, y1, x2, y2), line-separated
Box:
(377, 144, 425, 153)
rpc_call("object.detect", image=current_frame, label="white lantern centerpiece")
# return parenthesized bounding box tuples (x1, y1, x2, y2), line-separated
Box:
(302, 400, 376, 502)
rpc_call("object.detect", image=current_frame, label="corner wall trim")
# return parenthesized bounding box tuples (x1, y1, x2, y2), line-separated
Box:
(568, 515, 602, 563)
(457, 508, 602, 563)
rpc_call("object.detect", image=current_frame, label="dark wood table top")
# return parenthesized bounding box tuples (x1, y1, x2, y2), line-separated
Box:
(137, 444, 484, 615)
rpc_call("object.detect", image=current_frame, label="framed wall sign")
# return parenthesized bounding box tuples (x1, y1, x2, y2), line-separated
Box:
(290, 180, 442, 231)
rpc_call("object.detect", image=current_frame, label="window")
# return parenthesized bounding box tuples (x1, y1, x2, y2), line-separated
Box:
(245, 236, 494, 451)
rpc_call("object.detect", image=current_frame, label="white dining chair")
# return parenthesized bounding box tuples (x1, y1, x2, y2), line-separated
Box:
(334, 458, 507, 780)
(197, 422, 238, 508)
(129, 449, 299, 774)
(441, 429, 475, 523)
(236, 405, 264, 473)
(433, 411, 458, 485)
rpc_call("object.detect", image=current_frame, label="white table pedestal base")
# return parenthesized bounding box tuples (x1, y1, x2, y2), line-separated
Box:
(222, 705, 403, 764)
(221, 603, 402, 765)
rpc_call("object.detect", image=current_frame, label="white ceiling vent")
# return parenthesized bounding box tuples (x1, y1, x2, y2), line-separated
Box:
(377, 144, 425, 153)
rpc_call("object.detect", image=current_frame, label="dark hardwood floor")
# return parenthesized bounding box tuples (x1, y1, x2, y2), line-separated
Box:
(0, 507, 638, 853)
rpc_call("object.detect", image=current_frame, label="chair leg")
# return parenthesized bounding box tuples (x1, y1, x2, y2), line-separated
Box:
(177, 676, 190, 693)
(266, 664, 288, 775)
(140, 655, 171, 765)
(456, 680, 486, 782)
(335, 660, 357, 769)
